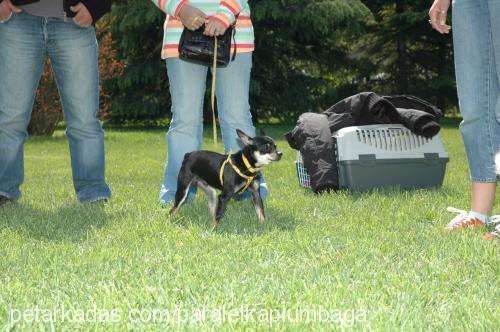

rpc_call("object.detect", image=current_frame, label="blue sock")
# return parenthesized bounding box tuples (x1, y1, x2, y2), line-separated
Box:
(469, 211, 491, 226)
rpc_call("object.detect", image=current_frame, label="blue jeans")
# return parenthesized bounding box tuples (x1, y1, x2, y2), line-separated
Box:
(0, 12, 111, 202)
(453, 0, 500, 182)
(160, 52, 266, 203)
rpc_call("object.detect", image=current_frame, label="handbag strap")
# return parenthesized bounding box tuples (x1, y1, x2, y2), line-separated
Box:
(210, 37, 218, 145)
(231, 14, 239, 61)
(231, 28, 237, 61)
(211, 17, 239, 145)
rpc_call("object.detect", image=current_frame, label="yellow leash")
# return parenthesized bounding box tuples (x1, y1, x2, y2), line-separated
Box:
(211, 36, 218, 145)
(219, 152, 258, 193)
(212, 36, 257, 193)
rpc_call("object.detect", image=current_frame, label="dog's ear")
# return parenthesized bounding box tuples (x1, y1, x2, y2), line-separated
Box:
(236, 129, 254, 146)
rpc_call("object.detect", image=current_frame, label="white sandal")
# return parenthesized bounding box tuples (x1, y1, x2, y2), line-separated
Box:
(446, 207, 487, 230)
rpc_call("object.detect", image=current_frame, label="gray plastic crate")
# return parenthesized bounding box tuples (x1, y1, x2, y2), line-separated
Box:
(295, 124, 449, 190)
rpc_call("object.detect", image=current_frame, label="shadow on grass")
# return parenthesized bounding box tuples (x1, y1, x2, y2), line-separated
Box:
(0, 202, 115, 243)
(335, 185, 460, 198)
(298, 182, 461, 201)
(169, 200, 299, 235)
(439, 117, 462, 128)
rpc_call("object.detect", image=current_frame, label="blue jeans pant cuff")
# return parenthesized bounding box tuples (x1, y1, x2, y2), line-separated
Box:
(77, 191, 112, 203)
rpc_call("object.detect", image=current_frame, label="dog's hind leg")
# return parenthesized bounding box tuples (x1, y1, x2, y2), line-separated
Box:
(250, 180, 265, 223)
(197, 180, 218, 225)
(169, 169, 194, 218)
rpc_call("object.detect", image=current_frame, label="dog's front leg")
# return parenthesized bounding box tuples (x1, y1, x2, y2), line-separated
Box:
(250, 180, 265, 223)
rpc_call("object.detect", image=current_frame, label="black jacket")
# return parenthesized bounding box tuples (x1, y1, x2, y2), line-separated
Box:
(285, 92, 443, 193)
(10, 0, 112, 23)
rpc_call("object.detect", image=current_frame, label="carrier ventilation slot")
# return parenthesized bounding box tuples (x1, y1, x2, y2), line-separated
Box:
(355, 128, 430, 151)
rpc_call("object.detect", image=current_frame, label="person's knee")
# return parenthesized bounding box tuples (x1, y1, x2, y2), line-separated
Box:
(169, 108, 203, 132)
(219, 106, 253, 127)
(0, 112, 30, 139)
(66, 113, 103, 139)
(459, 106, 483, 127)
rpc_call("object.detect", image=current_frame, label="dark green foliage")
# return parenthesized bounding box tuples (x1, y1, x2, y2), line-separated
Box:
(250, 0, 372, 122)
(103, 0, 457, 124)
(104, 1, 169, 122)
(104, 0, 372, 123)
(350, 0, 457, 111)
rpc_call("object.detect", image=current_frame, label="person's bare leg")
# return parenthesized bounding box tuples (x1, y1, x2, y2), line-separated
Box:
(471, 182, 497, 216)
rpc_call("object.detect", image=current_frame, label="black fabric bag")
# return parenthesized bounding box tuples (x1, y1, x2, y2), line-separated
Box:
(9, 0, 112, 22)
(11, 0, 38, 5)
(178, 26, 236, 67)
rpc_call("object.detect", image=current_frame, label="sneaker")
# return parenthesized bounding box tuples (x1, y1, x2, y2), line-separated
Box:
(84, 198, 109, 206)
(483, 216, 500, 240)
(0, 195, 14, 207)
(446, 207, 486, 230)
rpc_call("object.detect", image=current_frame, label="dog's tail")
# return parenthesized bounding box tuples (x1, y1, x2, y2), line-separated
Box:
(169, 155, 195, 217)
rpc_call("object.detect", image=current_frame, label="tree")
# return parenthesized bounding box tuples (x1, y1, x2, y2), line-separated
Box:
(349, 0, 457, 111)
(104, 0, 372, 123)
(249, 0, 372, 122)
(105, 0, 169, 123)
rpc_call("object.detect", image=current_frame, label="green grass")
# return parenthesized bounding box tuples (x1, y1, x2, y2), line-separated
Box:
(0, 122, 498, 331)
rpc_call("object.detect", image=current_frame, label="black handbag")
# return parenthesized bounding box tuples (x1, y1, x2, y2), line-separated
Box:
(178, 25, 236, 67)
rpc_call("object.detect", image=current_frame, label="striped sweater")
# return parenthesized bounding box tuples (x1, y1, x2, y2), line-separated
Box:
(150, 0, 254, 59)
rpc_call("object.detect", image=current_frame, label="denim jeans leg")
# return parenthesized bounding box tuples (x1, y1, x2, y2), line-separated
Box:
(488, 0, 500, 178)
(159, 58, 207, 204)
(47, 20, 111, 202)
(452, 0, 500, 182)
(0, 13, 46, 200)
(214, 52, 256, 151)
(215, 52, 268, 200)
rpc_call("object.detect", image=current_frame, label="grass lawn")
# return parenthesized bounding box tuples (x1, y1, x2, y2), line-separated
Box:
(0, 121, 498, 331)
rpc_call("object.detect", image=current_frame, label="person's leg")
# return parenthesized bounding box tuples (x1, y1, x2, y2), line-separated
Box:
(46, 18, 111, 202)
(215, 52, 268, 200)
(0, 12, 46, 201)
(471, 183, 496, 216)
(159, 58, 207, 204)
(214, 52, 256, 151)
(469, 0, 500, 237)
(471, 0, 500, 217)
(487, 0, 500, 204)
(451, 0, 498, 225)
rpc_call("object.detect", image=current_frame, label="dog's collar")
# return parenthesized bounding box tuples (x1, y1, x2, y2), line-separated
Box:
(242, 154, 258, 174)
(219, 152, 257, 193)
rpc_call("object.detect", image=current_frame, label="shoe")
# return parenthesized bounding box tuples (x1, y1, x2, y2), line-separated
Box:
(159, 186, 197, 206)
(446, 207, 486, 230)
(483, 216, 500, 240)
(0, 195, 14, 207)
(85, 198, 108, 205)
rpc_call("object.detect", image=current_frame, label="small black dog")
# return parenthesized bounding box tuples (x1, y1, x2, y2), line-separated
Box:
(169, 129, 282, 226)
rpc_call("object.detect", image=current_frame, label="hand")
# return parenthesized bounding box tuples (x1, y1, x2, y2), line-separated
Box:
(429, 0, 451, 34)
(0, 0, 21, 23)
(71, 2, 93, 28)
(178, 4, 206, 31)
(204, 17, 227, 37)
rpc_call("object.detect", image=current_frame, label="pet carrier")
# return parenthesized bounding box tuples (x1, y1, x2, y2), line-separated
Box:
(295, 124, 449, 190)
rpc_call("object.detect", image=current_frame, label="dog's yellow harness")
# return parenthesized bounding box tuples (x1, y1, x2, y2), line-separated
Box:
(219, 153, 258, 193)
